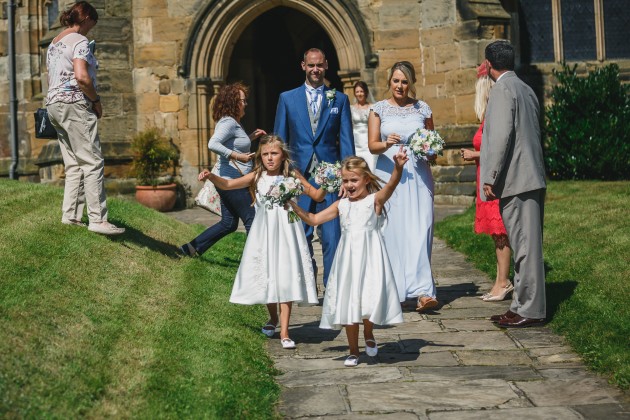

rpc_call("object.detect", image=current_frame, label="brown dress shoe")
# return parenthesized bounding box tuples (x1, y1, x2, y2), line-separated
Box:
(489, 310, 518, 322)
(416, 296, 438, 312)
(498, 314, 545, 328)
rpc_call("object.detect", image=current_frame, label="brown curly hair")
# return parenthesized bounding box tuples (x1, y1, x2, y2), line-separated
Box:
(212, 82, 249, 122)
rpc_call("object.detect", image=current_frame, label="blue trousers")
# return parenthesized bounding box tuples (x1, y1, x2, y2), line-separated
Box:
(190, 187, 255, 255)
(298, 191, 341, 287)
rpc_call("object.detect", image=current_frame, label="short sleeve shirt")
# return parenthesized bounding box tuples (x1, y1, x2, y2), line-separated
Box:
(46, 32, 98, 105)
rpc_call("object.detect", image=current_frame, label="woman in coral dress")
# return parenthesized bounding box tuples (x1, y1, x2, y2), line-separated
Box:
(461, 63, 512, 302)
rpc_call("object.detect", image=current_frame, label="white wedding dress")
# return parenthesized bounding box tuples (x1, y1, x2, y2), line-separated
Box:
(351, 105, 376, 171)
(230, 172, 318, 306)
(320, 194, 403, 330)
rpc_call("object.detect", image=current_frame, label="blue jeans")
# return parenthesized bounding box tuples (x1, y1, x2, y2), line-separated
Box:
(190, 187, 255, 255)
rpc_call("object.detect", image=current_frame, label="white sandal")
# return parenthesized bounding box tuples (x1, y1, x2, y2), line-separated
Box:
(281, 338, 296, 349)
(344, 355, 359, 367)
(365, 339, 378, 357)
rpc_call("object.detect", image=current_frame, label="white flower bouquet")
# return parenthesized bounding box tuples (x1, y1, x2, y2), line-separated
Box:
(408, 128, 445, 166)
(264, 176, 304, 223)
(310, 161, 342, 193)
(325, 88, 336, 105)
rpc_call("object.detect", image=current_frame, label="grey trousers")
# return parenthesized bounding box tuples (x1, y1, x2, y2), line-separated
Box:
(47, 100, 108, 223)
(500, 188, 546, 319)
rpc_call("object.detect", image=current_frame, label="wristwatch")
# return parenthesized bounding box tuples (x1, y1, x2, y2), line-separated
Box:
(91, 95, 101, 103)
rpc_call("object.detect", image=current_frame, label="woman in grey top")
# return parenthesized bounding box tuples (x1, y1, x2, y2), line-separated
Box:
(180, 83, 265, 256)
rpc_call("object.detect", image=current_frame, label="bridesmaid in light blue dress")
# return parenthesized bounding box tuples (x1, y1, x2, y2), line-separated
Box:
(368, 61, 438, 312)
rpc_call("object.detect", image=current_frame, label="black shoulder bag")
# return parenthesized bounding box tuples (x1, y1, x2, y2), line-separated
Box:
(34, 108, 58, 139)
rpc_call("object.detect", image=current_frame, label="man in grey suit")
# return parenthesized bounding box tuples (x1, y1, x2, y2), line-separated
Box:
(480, 40, 547, 328)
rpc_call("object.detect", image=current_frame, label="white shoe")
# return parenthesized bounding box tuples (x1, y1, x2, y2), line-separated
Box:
(281, 338, 296, 349)
(88, 221, 125, 236)
(365, 339, 378, 357)
(344, 355, 359, 367)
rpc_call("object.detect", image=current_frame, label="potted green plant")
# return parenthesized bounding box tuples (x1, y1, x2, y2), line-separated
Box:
(131, 127, 179, 211)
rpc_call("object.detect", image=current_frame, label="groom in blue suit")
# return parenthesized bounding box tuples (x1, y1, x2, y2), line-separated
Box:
(274, 48, 354, 287)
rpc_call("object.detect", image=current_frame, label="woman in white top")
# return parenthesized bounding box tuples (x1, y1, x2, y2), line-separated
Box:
(350, 81, 376, 171)
(46, 1, 124, 236)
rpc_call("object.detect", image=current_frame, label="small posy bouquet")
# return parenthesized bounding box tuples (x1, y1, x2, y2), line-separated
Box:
(264, 176, 304, 223)
(408, 128, 445, 166)
(311, 161, 342, 193)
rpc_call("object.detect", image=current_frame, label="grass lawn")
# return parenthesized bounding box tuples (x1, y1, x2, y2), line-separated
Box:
(435, 180, 630, 389)
(0, 180, 279, 418)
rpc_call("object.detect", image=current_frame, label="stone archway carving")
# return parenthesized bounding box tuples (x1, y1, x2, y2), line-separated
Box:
(180, 0, 372, 169)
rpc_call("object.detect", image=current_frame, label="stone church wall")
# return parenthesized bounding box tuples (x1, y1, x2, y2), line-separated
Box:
(1, 0, 626, 206)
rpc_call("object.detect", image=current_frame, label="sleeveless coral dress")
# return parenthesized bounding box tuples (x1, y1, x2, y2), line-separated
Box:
(474, 121, 507, 236)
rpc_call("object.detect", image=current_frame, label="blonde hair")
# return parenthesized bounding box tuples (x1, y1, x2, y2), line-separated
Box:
(387, 61, 417, 99)
(474, 75, 494, 121)
(341, 156, 384, 195)
(249, 135, 293, 203)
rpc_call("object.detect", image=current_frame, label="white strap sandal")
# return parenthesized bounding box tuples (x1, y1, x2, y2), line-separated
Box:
(281, 338, 296, 349)
(344, 355, 359, 367)
(365, 339, 378, 357)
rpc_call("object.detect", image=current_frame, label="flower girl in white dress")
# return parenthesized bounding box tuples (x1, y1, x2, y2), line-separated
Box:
(289, 147, 408, 366)
(200, 135, 325, 349)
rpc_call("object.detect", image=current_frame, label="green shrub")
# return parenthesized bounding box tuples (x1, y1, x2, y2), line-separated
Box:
(131, 128, 179, 186)
(544, 63, 630, 180)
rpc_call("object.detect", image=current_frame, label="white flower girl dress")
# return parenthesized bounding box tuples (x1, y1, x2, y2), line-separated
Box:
(230, 172, 319, 306)
(320, 193, 403, 329)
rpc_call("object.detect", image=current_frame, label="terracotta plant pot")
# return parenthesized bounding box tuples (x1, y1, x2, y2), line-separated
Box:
(135, 183, 177, 212)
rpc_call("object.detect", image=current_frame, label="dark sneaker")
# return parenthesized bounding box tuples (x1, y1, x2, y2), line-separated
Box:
(178, 243, 197, 257)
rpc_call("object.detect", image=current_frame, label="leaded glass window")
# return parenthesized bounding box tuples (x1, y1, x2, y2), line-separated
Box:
(561, 0, 597, 60)
(519, 0, 555, 63)
(603, 0, 630, 59)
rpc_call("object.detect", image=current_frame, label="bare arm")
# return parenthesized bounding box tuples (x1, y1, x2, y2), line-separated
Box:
(292, 169, 326, 202)
(288, 199, 340, 226)
(368, 110, 400, 154)
(460, 148, 480, 161)
(374, 146, 408, 215)
(73, 58, 101, 118)
(199, 170, 255, 190)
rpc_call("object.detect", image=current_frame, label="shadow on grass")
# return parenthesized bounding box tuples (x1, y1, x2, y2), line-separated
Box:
(108, 222, 182, 259)
(546, 280, 578, 321)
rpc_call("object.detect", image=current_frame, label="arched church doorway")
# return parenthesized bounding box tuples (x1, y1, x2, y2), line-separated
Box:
(226, 6, 342, 134)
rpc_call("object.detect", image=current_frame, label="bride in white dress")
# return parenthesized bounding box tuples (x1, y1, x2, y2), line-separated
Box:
(290, 152, 408, 367)
(351, 81, 377, 171)
(200, 135, 324, 349)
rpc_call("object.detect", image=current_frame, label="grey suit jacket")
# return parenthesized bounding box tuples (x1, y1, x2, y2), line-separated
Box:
(479, 72, 546, 201)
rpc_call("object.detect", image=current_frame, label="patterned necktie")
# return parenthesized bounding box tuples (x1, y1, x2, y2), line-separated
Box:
(307, 87, 321, 115)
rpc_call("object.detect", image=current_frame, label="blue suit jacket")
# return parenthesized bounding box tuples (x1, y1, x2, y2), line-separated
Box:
(274, 85, 355, 177)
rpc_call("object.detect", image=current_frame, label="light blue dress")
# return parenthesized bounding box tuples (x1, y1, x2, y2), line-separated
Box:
(371, 100, 436, 301)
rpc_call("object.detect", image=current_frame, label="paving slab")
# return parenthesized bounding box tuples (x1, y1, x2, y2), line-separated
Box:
(514, 378, 622, 406)
(428, 406, 583, 420)
(454, 349, 534, 366)
(346, 379, 529, 412)
(165, 205, 628, 418)
(280, 385, 347, 417)
(277, 366, 403, 387)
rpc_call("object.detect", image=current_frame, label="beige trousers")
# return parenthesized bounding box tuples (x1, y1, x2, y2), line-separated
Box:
(47, 100, 108, 223)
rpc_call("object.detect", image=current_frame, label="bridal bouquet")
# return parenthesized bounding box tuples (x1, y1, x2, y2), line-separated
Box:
(264, 176, 304, 223)
(311, 161, 342, 193)
(408, 128, 445, 166)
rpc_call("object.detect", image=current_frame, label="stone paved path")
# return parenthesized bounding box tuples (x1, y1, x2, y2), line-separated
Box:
(168, 206, 628, 419)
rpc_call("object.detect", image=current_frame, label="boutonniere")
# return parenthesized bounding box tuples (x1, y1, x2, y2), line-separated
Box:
(325, 89, 336, 106)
